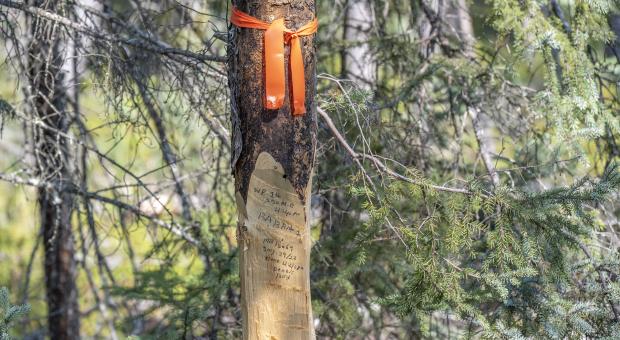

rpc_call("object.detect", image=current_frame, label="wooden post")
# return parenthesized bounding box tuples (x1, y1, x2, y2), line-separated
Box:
(228, 1, 317, 339)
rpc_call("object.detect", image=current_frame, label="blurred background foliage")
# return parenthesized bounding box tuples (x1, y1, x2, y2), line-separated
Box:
(0, 0, 619, 338)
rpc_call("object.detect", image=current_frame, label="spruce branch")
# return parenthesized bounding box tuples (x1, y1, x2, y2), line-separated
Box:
(0, 287, 30, 340)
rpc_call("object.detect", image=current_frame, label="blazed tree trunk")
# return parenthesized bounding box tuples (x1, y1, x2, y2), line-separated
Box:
(228, 1, 317, 339)
(27, 1, 80, 338)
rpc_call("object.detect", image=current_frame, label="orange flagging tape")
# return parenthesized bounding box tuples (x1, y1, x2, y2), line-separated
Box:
(231, 7, 318, 116)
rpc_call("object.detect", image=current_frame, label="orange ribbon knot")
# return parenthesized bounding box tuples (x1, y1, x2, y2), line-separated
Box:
(231, 7, 318, 115)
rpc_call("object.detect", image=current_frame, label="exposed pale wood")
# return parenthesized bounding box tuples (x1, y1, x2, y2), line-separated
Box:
(236, 153, 314, 339)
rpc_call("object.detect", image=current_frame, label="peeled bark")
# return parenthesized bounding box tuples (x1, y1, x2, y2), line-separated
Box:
(27, 1, 80, 338)
(228, 1, 317, 338)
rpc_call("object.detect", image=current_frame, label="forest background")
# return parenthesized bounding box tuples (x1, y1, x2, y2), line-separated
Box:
(1, 0, 620, 338)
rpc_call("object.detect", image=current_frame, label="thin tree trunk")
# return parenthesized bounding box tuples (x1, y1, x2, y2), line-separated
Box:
(228, 1, 317, 338)
(451, 0, 475, 56)
(27, 1, 80, 338)
(343, 0, 375, 89)
(448, 0, 500, 186)
(608, 14, 620, 61)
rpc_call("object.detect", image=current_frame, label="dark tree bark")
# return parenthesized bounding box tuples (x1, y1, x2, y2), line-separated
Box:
(228, 0, 317, 338)
(27, 1, 80, 338)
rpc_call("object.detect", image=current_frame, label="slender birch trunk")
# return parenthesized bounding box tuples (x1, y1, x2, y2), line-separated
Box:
(228, 1, 317, 338)
(343, 0, 376, 89)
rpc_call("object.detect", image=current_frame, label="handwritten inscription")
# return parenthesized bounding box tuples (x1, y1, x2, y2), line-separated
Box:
(256, 210, 301, 236)
(250, 178, 305, 283)
(262, 237, 304, 281)
(251, 180, 303, 237)
(254, 186, 301, 214)
(246, 159, 308, 287)
(244, 153, 309, 290)
(238, 152, 313, 338)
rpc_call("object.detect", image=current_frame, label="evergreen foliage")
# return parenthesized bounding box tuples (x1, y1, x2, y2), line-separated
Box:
(357, 163, 620, 338)
(0, 0, 619, 338)
(308, 0, 620, 337)
(0, 287, 30, 340)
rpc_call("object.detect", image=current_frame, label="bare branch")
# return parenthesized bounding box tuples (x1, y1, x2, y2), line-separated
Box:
(0, 171, 201, 247)
(318, 107, 475, 196)
(0, 0, 226, 63)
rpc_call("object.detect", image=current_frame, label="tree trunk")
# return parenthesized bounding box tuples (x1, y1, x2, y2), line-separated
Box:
(228, 1, 317, 339)
(27, 1, 80, 338)
(447, 0, 500, 186)
(450, 0, 475, 56)
(608, 14, 620, 62)
(343, 0, 375, 89)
